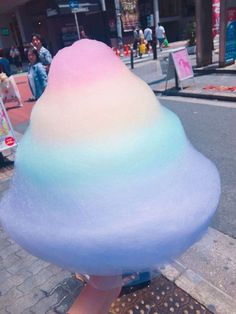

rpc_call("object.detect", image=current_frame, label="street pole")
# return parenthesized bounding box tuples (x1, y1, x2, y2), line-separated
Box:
(195, 0, 212, 67)
(73, 11, 80, 40)
(100, 0, 111, 46)
(219, 0, 227, 67)
(153, 0, 160, 28)
(114, 0, 123, 46)
(152, 0, 159, 60)
(100, 0, 106, 11)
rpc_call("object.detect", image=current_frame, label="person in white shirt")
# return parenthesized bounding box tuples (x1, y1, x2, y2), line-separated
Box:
(156, 23, 166, 51)
(144, 26, 153, 53)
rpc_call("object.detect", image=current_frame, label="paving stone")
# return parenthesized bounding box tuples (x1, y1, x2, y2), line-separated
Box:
(17, 268, 53, 293)
(26, 259, 51, 276)
(0, 238, 12, 250)
(29, 293, 59, 314)
(0, 229, 9, 240)
(0, 272, 31, 295)
(0, 253, 21, 272)
(39, 270, 71, 292)
(46, 264, 64, 276)
(0, 288, 23, 310)
(0, 310, 11, 314)
(14, 249, 36, 260)
(7, 254, 38, 275)
(6, 291, 43, 314)
(0, 269, 11, 285)
(4, 237, 16, 245)
(21, 310, 34, 314)
(0, 244, 21, 259)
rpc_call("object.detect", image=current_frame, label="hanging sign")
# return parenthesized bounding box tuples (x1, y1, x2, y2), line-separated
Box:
(0, 97, 17, 152)
(120, 0, 139, 32)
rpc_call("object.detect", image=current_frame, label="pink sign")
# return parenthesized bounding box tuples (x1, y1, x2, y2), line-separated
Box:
(212, 0, 220, 38)
(171, 49, 193, 81)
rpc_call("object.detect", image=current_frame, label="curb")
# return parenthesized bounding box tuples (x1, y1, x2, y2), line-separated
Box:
(193, 68, 236, 75)
(153, 89, 236, 102)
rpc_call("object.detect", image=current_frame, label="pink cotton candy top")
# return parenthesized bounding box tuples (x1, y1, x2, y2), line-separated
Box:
(48, 39, 127, 91)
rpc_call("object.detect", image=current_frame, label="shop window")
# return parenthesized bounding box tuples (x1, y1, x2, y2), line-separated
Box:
(159, 0, 179, 17)
(182, 0, 195, 17)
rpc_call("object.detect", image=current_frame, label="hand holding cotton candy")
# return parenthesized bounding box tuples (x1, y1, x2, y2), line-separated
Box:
(0, 40, 220, 286)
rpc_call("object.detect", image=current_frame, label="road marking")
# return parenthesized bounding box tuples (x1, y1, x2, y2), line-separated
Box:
(158, 95, 236, 109)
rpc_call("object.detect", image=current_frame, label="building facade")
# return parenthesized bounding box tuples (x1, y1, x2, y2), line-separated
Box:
(0, 0, 195, 56)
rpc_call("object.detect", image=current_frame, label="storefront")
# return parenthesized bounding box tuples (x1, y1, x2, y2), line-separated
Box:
(22, 0, 110, 54)
(0, 0, 196, 54)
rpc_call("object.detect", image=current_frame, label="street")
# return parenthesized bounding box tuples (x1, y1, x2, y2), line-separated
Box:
(160, 96, 236, 239)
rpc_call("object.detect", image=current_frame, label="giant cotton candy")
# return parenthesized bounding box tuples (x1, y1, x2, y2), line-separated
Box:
(0, 39, 220, 276)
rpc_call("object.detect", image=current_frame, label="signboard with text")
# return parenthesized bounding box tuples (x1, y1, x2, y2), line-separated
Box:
(0, 98, 17, 152)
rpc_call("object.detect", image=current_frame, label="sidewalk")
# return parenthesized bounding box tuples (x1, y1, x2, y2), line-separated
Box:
(122, 41, 236, 102)
(0, 54, 236, 313)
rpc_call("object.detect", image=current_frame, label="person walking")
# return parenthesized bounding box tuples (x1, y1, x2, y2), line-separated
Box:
(9, 45, 22, 73)
(31, 33, 52, 73)
(156, 22, 166, 52)
(132, 26, 140, 57)
(27, 47, 47, 101)
(80, 30, 88, 39)
(144, 26, 153, 54)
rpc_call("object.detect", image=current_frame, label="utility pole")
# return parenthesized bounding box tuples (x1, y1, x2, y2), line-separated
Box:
(152, 0, 159, 60)
(100, 0, 111, 46)
(153, 0, 160, 29)
(73, 11, 80, 40)
(219, 0, 227, 66)
(195, 0, 212, 67)
(114, 0, 123, 46)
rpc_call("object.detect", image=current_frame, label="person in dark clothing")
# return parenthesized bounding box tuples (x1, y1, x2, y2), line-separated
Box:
(0, 49, 11, 77)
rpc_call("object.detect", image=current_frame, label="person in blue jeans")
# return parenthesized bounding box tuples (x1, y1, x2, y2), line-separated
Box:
(27, 48, 47, 101)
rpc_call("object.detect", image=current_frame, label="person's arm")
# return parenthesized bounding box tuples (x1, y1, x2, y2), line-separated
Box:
(37, 63, 48, 91)
(44, 48, 52, 65)
(163, 27, 166, 38)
